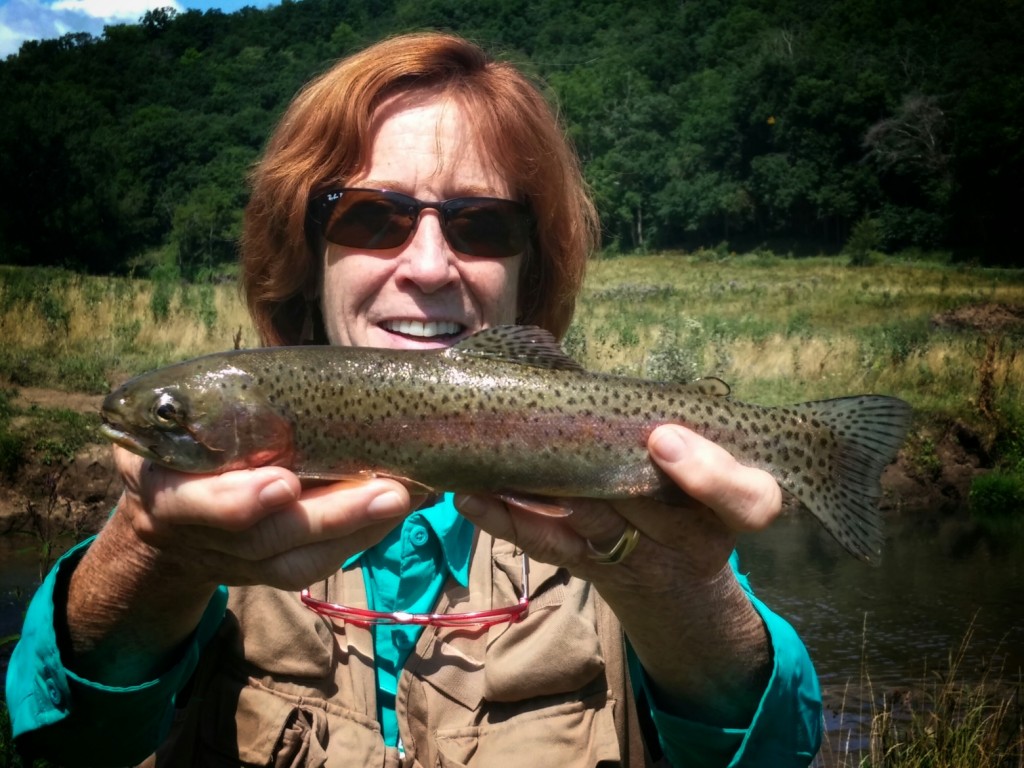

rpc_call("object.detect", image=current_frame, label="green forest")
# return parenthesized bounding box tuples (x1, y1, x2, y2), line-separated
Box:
(1, 0, 1021, 277)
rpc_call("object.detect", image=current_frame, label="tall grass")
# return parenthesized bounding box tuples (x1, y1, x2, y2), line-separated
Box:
(571, 254, 1024, 422)
(0, 266, 253, 392)
(817, 619, 1024, 767)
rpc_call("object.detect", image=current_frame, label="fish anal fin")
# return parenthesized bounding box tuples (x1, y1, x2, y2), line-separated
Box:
(495, 492, 573, 518)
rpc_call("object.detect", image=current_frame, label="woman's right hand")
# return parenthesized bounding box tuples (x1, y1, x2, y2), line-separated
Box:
(64, 446, 412, 685)
(111, 447, 414, 590)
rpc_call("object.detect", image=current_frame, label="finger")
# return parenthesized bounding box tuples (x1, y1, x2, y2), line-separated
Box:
(146, 477, 412, 559)
(455, 494, 583, 563)
(135, 464, 303, 531)
(550, 496, 636, 555)
(649, 424, 782, 532)
(238, 522, 402, 590)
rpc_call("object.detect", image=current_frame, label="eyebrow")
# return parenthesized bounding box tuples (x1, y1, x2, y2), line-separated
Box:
(353, 180, 506, 199)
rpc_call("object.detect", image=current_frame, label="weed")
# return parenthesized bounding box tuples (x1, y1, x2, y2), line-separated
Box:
(906, 433, 943, 480)
(0, 387, 14, 423)
(149, 255, 180, 323)
(56, 355, 108, 394)
(845, 217, 883, 267)
(645, 319, 706, 383)
(0, 429, 25, 479)
(864, 626, 1023, 768)
(29, 409, 101, 465)
(969, 473, 1024, 523)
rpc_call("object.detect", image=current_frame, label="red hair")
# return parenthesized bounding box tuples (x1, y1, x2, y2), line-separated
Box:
(241, 32, 598, 345)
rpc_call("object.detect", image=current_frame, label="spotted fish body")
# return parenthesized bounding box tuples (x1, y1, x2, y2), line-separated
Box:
(100, 326, 912, 561)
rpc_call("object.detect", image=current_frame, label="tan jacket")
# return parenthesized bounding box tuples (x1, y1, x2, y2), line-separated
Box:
(142, 532, 657, 767)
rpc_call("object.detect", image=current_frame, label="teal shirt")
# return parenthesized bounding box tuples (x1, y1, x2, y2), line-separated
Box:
(352, 495, 474, 748)
(6, 495, 821, 767)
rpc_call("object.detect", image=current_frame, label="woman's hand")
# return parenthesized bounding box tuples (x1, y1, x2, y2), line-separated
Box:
(110, 447, 413, 591)
(65, 445, 413, 685)
(454, 424, 783, 726)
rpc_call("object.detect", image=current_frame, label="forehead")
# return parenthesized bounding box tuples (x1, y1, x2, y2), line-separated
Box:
(354, 91, 509, 194)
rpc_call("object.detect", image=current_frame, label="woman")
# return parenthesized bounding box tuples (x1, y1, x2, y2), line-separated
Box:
(7, 32, 821, 767)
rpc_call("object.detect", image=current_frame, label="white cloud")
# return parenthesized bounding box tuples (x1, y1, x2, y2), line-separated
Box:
(0, 0, 182, 58)
(51, 0, 181, 21)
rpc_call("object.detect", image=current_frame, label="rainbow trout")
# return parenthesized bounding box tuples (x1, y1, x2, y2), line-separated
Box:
(100, 326, 911, 561)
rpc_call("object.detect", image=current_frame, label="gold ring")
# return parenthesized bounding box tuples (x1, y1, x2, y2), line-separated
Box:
(586, 524, 641, 565)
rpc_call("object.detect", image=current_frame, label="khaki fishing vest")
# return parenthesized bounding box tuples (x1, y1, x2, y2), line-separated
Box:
(140, 531, 658, 768)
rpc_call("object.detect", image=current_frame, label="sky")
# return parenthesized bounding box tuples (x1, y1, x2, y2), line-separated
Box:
(0, 0, 278, 57)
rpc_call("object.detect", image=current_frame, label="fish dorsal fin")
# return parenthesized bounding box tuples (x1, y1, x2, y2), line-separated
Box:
(681, 377, 731, 397)
(447, 325, 584, 371)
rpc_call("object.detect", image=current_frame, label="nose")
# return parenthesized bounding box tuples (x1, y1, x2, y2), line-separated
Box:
(398, 210, 456, 293)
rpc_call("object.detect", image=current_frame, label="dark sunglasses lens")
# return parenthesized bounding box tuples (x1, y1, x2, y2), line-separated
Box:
(323, 191, 414, 250)
(444, 199, 529, 258)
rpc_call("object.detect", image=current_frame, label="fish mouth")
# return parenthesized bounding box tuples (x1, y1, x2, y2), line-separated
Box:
(98, 421, 162, 463)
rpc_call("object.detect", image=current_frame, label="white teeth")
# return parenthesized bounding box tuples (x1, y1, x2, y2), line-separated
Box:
(382, 320, 463, 338)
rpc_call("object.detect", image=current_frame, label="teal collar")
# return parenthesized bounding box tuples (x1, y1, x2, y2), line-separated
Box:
(344, 493, 472, 587)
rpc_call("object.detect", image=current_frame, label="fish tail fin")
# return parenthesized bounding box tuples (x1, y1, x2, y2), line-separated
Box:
(786, 396, 912, 563)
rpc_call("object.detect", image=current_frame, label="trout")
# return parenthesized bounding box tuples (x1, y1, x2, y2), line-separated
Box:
(100, 325, 911, 561)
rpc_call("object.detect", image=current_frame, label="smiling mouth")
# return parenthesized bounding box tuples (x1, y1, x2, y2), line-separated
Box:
(380, 319, 465, 339)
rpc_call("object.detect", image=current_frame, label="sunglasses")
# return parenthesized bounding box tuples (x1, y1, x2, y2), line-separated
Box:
(300, 554, 530, 629)
(308, 188, 531, 259)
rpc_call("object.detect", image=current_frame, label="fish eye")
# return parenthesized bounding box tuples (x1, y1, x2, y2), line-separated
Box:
(153, 393, 183, 426)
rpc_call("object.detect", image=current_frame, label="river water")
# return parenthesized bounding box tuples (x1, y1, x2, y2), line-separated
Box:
(3, 508, 1022, 761)
(737, 508, 1024, 761)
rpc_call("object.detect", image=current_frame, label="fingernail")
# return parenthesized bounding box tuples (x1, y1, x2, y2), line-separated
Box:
(367, 490, 406, 518)
(453, 493, 484, 517)
(258, 478, 297, 508)
(651, 426, 688, 462)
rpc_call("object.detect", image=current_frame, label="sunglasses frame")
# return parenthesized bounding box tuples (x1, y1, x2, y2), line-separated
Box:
(307, 187, 532, 259)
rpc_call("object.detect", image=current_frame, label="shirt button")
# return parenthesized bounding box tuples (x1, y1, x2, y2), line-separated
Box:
(46, 679, 62, 706)
(409, 526, 429, 547)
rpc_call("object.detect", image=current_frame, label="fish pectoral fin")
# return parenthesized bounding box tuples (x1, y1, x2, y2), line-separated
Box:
(494, 492, 573, 518)
(296, 470, 436, 494)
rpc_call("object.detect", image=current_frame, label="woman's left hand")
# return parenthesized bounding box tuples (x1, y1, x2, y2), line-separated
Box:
(454, 423, 783, 726)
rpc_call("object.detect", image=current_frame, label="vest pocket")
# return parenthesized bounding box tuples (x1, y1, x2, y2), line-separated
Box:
(433, 695, 622, 768)
(483, 559, 605, 702)
(193, 675, 387, 767)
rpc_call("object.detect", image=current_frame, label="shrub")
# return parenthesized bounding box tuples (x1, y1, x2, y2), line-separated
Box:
(968, 472, 1024, 521)
(845, 217, 883, 266)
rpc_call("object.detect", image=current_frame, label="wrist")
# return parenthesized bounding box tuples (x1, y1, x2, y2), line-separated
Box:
(64, 498, 217, 685)
(602, 561, 771, 726)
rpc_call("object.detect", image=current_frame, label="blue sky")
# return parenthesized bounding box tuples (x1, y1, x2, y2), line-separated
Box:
(0, 0, 279, 57)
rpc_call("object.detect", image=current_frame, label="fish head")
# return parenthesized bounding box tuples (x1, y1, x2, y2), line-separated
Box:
(99, 360, 294, 474)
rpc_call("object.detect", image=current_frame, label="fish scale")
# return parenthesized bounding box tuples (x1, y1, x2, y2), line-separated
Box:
(100, 326, 912, 561)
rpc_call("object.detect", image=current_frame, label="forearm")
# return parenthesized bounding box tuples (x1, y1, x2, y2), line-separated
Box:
(65, 499, 217, 686)
(600, 561, 771, 727)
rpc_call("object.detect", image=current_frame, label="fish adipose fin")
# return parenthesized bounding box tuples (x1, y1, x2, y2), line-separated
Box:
(785, 396, 912, 563)
(684, 377, 731, 397)
(447, 326, 584, 371)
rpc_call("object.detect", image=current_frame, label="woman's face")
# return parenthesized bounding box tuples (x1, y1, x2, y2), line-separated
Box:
(320, 92, 523, 350)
